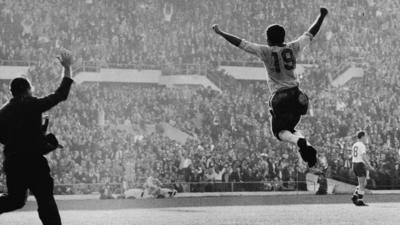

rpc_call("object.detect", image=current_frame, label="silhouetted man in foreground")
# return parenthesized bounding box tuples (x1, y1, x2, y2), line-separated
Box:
(0, 51, 74, 225)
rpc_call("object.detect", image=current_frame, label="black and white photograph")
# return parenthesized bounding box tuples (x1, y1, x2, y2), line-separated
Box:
(0, 0, 399, 224)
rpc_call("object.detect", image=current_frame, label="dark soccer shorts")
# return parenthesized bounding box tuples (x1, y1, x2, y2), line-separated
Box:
(269, 86, 309, 140)
(353, 162, 367, 177)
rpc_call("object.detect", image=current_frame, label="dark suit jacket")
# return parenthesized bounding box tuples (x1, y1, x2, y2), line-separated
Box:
(0, 77, 73, 158)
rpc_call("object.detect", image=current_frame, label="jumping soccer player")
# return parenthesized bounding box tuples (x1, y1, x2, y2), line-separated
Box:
(212, 8, 328, 167)
(351, 131, 374, 206)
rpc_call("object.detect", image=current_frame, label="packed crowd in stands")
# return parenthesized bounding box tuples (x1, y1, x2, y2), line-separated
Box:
(1, 0, 397, 67)
(0, 0, 400, 194)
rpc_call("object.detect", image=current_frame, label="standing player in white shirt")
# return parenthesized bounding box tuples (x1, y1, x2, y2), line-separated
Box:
(212, 8, 328, 167)
(351, 131, 374, 206)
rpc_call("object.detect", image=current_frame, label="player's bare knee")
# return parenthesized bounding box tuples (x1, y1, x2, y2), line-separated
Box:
(278, 130, 291, 140)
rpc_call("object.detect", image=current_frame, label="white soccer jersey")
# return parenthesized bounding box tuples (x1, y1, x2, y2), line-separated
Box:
(238, 32, 313, 94)
(352, 141, 367, 163)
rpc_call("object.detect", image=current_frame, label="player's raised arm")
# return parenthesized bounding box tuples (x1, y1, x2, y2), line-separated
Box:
(212, 24, 242, 47)
(32, 51, 74, 113)
(212, 24, 264, 58)
(307, 8, 328, 37)
(289, 8, 328, 54)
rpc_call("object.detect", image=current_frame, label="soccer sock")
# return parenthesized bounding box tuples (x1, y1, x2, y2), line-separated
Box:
(353, 186, 359, 196)
(358, 190, 365, 200)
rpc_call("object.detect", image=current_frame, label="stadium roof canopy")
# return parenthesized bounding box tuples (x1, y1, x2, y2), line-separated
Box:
(0, 66, 29, 80)
(220, 64, 314, 80)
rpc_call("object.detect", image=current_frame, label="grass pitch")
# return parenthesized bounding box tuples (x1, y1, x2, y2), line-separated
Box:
(1, 194, 400, 225)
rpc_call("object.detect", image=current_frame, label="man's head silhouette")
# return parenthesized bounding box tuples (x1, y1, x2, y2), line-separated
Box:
(10, 77, 32, 97)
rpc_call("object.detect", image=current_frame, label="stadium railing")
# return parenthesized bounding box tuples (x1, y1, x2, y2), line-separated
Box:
(75, 61, 162, 72)
(0, 181, 314, 197)
(217, 60, 316, 67)
(0, 181, 315, 194)
(0, 59, 38, 67)
(42, 180, 314, 195)
(75, 61, 208, 76)
(105, 63, 161, 70)
(3, 179, 400, 196)
(51, 183, 124, 195)
(218, 61, 264, 67)
(165, 180, 313, 193)
(161, 64, 208, 76)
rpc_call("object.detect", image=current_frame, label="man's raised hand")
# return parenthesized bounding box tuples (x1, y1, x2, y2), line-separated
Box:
(56, 49, 73, 78)
(56, 50, 73, 69)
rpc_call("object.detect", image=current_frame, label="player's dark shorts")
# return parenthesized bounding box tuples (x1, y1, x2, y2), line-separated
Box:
(353, 162, 367, 177)
(269, 86, 309, 140)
